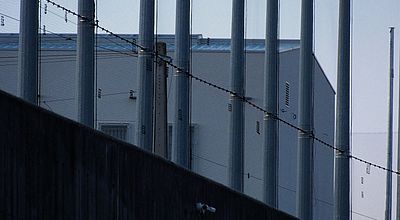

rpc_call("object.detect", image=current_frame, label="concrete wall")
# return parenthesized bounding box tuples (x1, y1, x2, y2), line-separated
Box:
(0, 90, 297, 220)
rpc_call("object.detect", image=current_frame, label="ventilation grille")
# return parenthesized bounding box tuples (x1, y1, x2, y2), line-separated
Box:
(100, 124, 128, 141)
(285, 82, 290, 107)
(366, 164, 371, 174)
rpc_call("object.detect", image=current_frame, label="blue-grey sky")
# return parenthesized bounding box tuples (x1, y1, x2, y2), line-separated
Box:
(1, 0, 400, 219)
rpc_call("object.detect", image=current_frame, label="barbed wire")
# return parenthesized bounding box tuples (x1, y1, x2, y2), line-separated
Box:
(35, 0, 400, 176)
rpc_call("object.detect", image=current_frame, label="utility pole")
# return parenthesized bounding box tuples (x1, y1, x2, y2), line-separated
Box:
(334, 0, 351, 219)
(136, 0, 155, 151)
(76, 0, 95, 127)
(154, 42, 168, 158)
(263, 0, 279, 207)
(173, 0, 191, 168)
(385, 27, 395, 220)
(18, 0, 39, 104)
(296, 0, 314, 219)
(228, 0, 245, 192)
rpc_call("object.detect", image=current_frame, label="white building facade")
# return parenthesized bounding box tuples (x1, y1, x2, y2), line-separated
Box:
(0, 33, 335, 219)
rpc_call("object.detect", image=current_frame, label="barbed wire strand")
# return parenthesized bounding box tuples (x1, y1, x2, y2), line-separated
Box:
(34, 0, 400, 176)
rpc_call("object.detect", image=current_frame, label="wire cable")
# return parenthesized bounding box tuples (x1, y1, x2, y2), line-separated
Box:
(31, 0, 400, 176)
(0, 12, 19, 22)
(0, 12, 138, 59)
(40, 3, 77, 25)
(41, 91, 133, 103)
(0, 54, 135, 67)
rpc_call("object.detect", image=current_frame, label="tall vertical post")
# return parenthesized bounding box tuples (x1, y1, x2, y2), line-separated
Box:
(396, 32, 400, 220)
(385, 27, 395, 220)
(228, 0, 245, 192)
(154, 42, 168, 158)
(18, 0, 39, 104)
(263, 0, 279, 206)
(76, 0, 95, 127)
(173, 0, 190, 167)
(136, 0, 155, 151)
(396, 30, 400, 220)
(334, 0, 351, 219)
(296, 0, 314, 219)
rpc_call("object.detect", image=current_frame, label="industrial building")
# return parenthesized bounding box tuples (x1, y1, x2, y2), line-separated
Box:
(0, 33, 334, 219)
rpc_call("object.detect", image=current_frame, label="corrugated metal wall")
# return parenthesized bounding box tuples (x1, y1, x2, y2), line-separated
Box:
(0, 90, 296, 220)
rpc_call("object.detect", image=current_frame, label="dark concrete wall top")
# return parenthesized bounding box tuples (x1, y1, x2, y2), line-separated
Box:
(0, 90, 297, 220)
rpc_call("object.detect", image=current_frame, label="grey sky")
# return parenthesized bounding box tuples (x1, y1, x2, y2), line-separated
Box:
(1, 0, 400, 219)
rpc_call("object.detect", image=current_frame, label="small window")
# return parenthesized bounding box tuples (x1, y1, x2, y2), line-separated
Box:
(256, 121, 260, 134)
(361, 191, 364, 198)
(100, 124, 128, 141)
(361, 177, 364, 184)
(285, 82, 290, 107)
